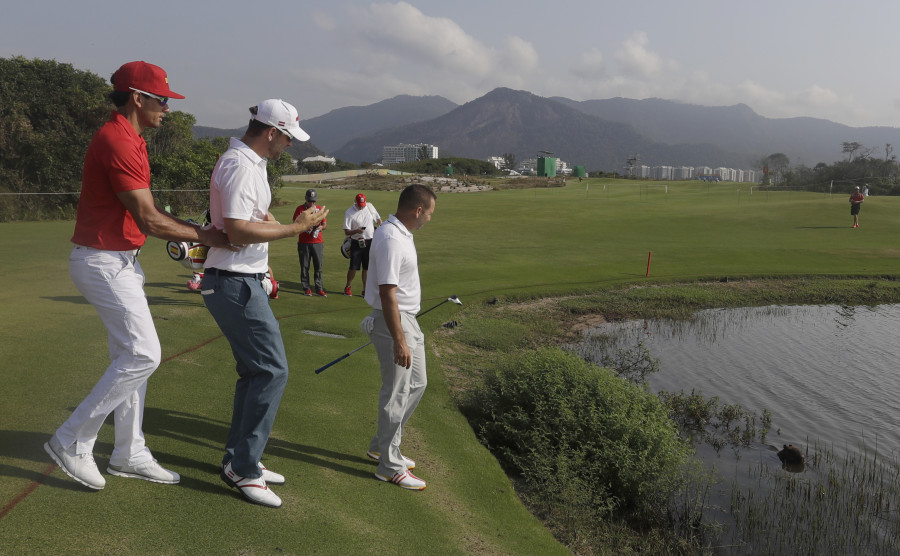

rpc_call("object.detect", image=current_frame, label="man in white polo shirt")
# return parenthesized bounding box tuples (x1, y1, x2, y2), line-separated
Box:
(363, 184, 436, 490)
(343, 193, 381, 296)
(202, 99, 327, 508)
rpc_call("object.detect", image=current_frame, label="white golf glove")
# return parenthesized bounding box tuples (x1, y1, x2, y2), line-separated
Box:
(360, 316, 375, 335)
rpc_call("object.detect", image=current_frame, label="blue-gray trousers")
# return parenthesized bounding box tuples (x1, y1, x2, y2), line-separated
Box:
(202, 270, 288, 479)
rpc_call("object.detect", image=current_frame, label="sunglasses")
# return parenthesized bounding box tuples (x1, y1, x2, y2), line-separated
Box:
(129, 87, 169, 106)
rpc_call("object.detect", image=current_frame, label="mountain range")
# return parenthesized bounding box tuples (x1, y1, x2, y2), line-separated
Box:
(195, 88, 900, 173)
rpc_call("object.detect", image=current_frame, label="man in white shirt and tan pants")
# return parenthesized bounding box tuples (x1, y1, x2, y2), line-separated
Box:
(363, 184, 436, 490)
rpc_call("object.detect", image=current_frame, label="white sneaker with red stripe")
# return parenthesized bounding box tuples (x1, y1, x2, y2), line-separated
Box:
(374, 469, 426, 490)
(259, 462, 285, 485)
(366, 450, 416, 470)
(221, 461, 282, 508)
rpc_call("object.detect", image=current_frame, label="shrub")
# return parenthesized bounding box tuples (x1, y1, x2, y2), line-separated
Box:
(465, 347, 691, 523)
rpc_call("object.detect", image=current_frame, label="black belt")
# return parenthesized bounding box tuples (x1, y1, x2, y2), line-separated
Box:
(205, 268, 265, 279)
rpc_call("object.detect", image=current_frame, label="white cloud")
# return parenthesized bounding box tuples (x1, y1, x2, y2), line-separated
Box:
(499, 35, 539, 76)
(362, 2, 493, 76)
(318, 2, 540, 104)
(614, 32, 662, 78)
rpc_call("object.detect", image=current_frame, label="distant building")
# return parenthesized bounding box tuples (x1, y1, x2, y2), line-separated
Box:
(518, 158, 537, 174)
(517, 157, 572, 175)
(487, 156, 506, 170)
(382, 143, 439, 164)
(651, 166, 674, 180)
(673, 166, 694, 180)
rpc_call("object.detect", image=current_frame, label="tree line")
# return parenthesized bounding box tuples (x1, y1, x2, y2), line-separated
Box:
(761, 145, 900, 194)
(0, 56, 293, 222)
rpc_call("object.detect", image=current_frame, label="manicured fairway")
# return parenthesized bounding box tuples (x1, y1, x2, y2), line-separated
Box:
(1, 179, 897, 554)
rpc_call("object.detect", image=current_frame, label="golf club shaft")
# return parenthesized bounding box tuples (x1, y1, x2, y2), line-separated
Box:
(315, 295, 460, 374)
(415, 298, 449, 318)
(314, 341, 372, 374)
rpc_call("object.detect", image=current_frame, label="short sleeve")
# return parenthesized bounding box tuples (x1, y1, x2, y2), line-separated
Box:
(102, 135, 150, 193)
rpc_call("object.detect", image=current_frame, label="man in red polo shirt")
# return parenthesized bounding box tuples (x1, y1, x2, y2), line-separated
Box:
(44, 61, 232, 491)
(294, 188, 327, 296)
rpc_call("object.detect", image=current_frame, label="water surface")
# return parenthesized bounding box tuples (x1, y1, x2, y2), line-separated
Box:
(580, 304, 900, 459)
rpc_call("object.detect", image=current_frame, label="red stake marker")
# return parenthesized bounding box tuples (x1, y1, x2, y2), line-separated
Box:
(646, 251, 652, 277)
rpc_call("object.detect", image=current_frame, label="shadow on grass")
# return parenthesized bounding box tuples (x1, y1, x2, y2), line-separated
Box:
(2, 408, 368, 501)
(0, 431, 101, 493)
(40, 296, 90, 305)
(142, 408, 371, 482)
(40, 292, 200, 307)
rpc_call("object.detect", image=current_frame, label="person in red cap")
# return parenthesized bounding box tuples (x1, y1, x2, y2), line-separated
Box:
(45, 61, 233, 491)
(343, 193, 382, 296)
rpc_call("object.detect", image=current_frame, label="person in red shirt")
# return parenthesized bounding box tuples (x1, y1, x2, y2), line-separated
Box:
(44, 61, 232, 491)
(294, 189, 327, 296)
(850, 186, 865, 228)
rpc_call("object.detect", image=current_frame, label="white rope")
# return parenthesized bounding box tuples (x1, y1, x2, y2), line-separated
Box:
(0, 189, 209, 196)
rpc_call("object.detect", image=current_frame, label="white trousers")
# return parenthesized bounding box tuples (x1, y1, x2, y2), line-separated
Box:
(55, 246, 161, 467)
(367, 310, 427, 476)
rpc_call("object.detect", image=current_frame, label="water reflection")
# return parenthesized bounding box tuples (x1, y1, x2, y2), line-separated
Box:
(576, 304, 900, 459)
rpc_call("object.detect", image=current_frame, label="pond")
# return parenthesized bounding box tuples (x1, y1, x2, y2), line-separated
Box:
(574, 304, 900, 553)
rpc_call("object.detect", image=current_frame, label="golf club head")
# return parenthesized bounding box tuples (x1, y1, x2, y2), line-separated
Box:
(449, 295, 462, 305)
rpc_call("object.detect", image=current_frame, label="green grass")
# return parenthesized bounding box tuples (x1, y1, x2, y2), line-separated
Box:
(1, 179, 899, 554)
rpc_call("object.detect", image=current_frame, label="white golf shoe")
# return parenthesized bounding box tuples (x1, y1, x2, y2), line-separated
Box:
(374, 469, 426, 490)
(107, 459, 180, 484)
(221, 461, 282, 508)
(44, 435, 105, 490)
(259, 462, 285, 485)
(366, 450, 415, 469)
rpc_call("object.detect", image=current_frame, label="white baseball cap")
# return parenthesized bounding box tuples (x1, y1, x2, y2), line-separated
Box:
(252, 99, 310, 142)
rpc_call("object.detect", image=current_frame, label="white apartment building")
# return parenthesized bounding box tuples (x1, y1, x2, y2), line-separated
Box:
(651, 166, 674, 180)
(381, 143, 439, 164)
(487, 156, 506, 170)
(673, 166, 694, 180)
(639, 164, 758, 183)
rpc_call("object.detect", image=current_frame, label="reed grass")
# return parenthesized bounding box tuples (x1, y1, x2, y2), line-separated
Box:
(728, 439, 900, 554)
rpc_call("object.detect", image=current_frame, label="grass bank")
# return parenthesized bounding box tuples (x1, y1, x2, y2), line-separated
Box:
(435, 278, 900, 553)
(2, 179, 900, 554)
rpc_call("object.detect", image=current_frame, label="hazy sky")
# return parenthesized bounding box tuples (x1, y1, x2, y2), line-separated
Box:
(4, 0, 899, 131)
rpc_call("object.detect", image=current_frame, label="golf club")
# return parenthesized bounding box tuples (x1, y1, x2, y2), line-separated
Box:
(416, 294, 462, 318)
(314, 295, 462, 374)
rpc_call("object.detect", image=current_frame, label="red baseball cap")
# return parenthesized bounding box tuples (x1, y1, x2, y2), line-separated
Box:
(112, 61, 185, 99)
(355, 194, 366, 207)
